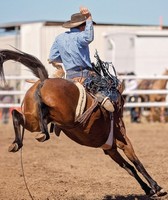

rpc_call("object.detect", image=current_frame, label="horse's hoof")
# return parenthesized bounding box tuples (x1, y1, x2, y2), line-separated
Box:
(157, 188, 167, 197)
(8, 143, 19, 152)
(35, 133, 47, 142)
(150, 189, 167, 199)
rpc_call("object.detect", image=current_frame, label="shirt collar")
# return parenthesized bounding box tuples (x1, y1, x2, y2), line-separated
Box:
(70, 28, 80, 32)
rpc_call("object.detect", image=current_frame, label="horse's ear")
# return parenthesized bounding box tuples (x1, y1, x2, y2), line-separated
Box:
(163, 68, 168, 74)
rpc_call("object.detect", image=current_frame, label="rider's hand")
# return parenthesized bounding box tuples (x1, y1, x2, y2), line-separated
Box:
(80, 6, 92, 20)
(51, 62, 63, 70)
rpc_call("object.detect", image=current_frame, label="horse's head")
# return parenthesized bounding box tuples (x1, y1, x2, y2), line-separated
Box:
(163, 68, 168, 75)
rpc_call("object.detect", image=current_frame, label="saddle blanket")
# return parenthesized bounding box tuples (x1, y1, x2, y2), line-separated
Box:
(75, 81, 113, 150)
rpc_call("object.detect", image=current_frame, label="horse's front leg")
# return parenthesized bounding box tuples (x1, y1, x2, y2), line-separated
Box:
(8, 109, 24, 152)
(149, 107, 157, 122)
(104, 148, 152, 196)
(116, 119, 167, 197)
(160, 106, 166, 123)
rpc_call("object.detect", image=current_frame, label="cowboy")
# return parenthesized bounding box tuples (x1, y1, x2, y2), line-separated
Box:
(48, 6, 114, 112)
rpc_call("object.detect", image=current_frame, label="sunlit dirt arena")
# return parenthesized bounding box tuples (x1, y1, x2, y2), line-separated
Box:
(0, 116, 168, 200)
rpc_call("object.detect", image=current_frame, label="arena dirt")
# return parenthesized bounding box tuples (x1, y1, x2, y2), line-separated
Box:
(0, 117, 168, 200)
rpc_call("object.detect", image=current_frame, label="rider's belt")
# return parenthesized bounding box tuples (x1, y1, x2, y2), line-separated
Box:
(67, 66, 92, 72)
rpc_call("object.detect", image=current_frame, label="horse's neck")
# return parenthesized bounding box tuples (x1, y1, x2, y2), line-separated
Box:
(137, 80, 153, 89)
(152, 79, 167, 89)
(153, 70, 168, 89)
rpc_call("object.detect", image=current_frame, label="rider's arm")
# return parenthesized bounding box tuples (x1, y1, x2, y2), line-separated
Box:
(48, 40, 65, 78)
(49, 39, 62, 63)
(77, 7, 94, 46)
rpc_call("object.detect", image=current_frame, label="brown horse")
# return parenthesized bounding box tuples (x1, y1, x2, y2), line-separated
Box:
(137, 70, 168, 122)
(0, 49, 167, 198)
(149, 70, 168, 122)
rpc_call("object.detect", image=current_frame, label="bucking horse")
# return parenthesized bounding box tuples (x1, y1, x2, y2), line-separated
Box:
(0, 49, 167, 198)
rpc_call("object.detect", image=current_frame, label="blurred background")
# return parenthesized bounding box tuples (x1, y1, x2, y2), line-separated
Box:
(1, 0, 168, 123)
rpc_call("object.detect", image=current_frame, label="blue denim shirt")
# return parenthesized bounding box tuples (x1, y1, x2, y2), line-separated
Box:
(49, 20, 94, 71)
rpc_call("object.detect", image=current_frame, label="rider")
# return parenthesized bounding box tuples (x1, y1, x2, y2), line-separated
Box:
(48, 6, 114, 112)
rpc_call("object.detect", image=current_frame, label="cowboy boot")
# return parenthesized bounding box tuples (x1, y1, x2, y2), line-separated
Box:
(95, 92, 115, 112)
(101, 97, 115, 112)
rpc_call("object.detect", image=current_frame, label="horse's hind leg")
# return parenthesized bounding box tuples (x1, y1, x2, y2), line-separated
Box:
(114, 123, 167, 197)
(34, 101, 50, 142)
(104, 148, 152, 196)
(8, 109, 24, 152)
(34, 85, 50, 142)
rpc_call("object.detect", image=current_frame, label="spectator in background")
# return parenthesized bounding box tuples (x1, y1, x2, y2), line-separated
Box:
(125, 72, 141, 123)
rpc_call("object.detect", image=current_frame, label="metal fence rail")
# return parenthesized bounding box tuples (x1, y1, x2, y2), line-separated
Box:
(0, 75, 168, 108)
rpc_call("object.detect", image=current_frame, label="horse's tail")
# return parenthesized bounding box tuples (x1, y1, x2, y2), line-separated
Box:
(0, 49, 48, 84)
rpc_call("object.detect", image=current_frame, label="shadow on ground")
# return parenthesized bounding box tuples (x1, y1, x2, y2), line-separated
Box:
(103, 194, 153, 200)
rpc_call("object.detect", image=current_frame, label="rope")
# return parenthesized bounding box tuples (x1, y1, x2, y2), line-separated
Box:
(20, 122, 35, 200)
(20, 148, 35, 200)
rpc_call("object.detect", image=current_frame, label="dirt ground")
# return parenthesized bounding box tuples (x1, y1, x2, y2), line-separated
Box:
(0, 116, 168, 200)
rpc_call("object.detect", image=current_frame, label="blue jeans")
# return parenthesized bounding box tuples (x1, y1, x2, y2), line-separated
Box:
(66, 69, 90, 79)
